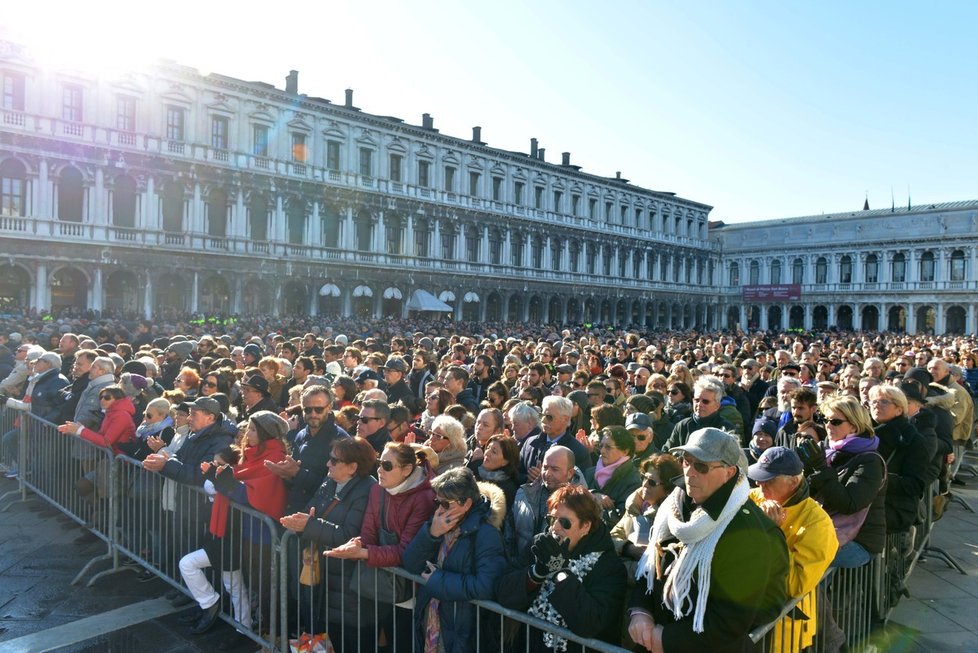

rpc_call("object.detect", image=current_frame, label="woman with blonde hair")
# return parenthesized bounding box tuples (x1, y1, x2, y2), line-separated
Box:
(425, 415, 468, 474)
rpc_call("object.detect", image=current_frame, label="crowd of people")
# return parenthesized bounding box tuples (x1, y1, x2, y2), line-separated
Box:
(1, 310, 976, 652)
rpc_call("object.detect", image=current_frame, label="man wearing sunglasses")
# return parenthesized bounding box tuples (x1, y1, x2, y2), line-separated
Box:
(629, 428, 788, 653)
(661, 377, 735, 453)
(265, 385, 349, 512)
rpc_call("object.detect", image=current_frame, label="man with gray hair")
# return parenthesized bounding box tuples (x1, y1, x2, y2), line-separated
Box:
(662, 376, 734, 451)
(519, 395, 591, 482)
(508, 401, 541, 449)
(505, 444, 585, 561)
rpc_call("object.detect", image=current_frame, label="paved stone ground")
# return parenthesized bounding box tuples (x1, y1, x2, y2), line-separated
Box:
(1, 472, 977, 652)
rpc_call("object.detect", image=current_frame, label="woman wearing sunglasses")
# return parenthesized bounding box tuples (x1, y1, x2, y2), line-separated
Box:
(495, 484, 628, 652)
(327, 442, 435, 648)
(664, 381, 693, 423)
(281, 437, 377, 651)
(402, 466, 507, 652)
(610, 453, 682, 579)
(796, 395, 886, 568)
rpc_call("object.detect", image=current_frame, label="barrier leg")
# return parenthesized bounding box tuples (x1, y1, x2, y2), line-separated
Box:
(73, 457, 126, 586)
(948, 493, 975, 513)
(0, 419, 36, 511)
(921, 545, 968, 575)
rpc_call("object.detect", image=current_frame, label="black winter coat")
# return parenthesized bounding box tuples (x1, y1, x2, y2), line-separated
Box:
(662, 411, 735, 452)
(286, 415, 350, 512)
(807, 442, 887, 554)
(160, 418, 238, 487)
(875, 416, 929, 533)
(302, 474, 375, 626)
(495, 521, 628, 653)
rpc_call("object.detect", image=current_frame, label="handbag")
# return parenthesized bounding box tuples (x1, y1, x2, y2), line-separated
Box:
(351, 492, 412, 603)
(299, 497, 340, 586)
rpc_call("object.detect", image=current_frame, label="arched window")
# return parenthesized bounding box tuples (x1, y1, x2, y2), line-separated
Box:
(58, 166, 84, 222)
(839, 255, 852, 283)
(748, 260, 760, 285)
(865, 254, 879, 283)
(112, 175, 137, 229)
(206, 188, 227, 238)
(248, 193, 268, 241)
(386, 216, 402, 255)
(950, 250, 966, 281)
(919, 251, 935, 282)
(770, 259, 782, 285)
(161, 181, 184, 232)
(287, 201, 305, 245)
(729, 262, 740, 286)
(792, 258, 804, 284)
(0, 159, 26, 217)
(891, 252, 906, 282)
(815, 257, 827, 284)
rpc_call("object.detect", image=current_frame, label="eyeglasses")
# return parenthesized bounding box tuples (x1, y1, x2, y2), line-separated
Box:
(546, 514, 573, 530)
(541, 414, 557, 421)
(99, 395, 114, 401)
(379, 460, 406, 472)
(668, 388, 681, 395)
(203, 381, 218, 388)
(429, 431, 447, 440)
(870, 399, 894, 407)
(598, 442, 617, 452)
(328, 455, 347, 465)
(433, 498, 456, 511)
(303, 406, 329, 415)
(634, 433, 649, 442)
(358, 415, 383, 423)
(827, 418, 847, 426)
(426, 395, 439, 401)
(641, 474, 659, 487)
(680, 454, 726, 475)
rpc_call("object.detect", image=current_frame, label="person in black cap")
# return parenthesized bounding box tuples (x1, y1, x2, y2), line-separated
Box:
(382, 356, 414, 406)
(239, 373, 278, 420)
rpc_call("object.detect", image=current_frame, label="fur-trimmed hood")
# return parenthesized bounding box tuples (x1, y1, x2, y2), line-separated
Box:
(477, 481, 507, 530)
(926, 387, 956, 410)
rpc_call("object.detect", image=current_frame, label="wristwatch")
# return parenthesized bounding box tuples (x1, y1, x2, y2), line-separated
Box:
(554, 571, 570, 583)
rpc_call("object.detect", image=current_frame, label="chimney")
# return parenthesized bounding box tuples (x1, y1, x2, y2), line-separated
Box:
(538, 148, 545, 162)
(530, 138, 538, 158)
(472, 126, 483, 144)
(616, 171, 621, 180)
(422, 113, 433, 129)
(345, 89, 354, 107)
(561, 152, 571, 166)
(285, 70, 299, 94)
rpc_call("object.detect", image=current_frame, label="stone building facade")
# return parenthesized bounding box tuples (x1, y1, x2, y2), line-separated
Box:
(0, 40, 719, 328)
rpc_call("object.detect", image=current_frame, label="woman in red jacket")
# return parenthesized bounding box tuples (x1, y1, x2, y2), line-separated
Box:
(328, 442, 435, 652)
(58, 385, 136, 454)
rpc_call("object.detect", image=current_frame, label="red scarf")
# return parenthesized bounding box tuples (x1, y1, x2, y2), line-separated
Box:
(209, 439, 288, 538)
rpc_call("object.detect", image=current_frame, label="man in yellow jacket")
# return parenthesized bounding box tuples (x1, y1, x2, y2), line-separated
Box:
(748, 446, 839, 652)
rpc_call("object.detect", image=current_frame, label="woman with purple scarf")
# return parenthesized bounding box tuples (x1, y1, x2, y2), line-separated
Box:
(796, 395, 886, 568)
(584, 426, 642, 526)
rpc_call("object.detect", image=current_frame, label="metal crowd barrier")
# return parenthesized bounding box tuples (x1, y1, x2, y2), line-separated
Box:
(4, 410, 969, 653)
(113, 454, 281, 651)
(279, 530, 630, 653)
(0, 412, 119, 586)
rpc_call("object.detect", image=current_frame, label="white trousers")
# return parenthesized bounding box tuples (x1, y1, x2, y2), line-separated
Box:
(178, 548, 251, 629)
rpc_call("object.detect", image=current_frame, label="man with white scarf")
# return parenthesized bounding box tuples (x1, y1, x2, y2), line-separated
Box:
(627, 428, 788, 653)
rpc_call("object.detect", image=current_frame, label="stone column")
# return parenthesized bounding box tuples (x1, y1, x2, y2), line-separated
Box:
(35, 263, 47, 312)
(828, 304, 836, 328)
(190, 271, 199, 313)
(935, 303, 945, 334)
(91, 267, 103, 312)
(308, 201, 321, 247)
(374, 212, 386, 253)
(481, 225, 490, 263)
(342, 287, 352, 318)
(404, 215, 415, 257)
(907, 304, 917, 334)
(143, 276, 153, 319)
(232, 277, 243, 315)
(37, 159, 49, 217)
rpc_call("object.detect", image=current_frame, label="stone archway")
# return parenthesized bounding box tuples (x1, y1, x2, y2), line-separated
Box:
(50, 267, 88, 311)
(104, 270, 140, 314)
(0, 264, 30, 309)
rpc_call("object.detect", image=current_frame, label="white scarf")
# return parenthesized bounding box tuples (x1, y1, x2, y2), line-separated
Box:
(386, 465, 425, 496)
(635, 476, 751, 633)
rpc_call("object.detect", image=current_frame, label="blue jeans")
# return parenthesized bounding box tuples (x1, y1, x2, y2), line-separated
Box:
(1, 427, 17, 466)
(832, 540, 872, 568)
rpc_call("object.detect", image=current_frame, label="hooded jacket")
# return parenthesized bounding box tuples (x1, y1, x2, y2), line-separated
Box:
(402, 484, 508, 653)
(29, 367, 69, 423)
(160, 416, 238, 487)
(495, 519, 628, 653)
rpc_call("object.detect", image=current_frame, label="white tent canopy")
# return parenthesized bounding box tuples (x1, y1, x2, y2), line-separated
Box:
(407, 289, 453, 312)
(383, 287, 403, 300)
(352, 285, 373, 298)
(318, 283, 341, 297)
(438, 290, 456, 303)
(463, 292, 480, 303)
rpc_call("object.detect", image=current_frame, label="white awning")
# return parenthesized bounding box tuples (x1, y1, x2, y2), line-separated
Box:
(318, 283, 341, 297)
(383, 287, 403, 300)
(352, 285, 373, 298)
(407, 289, 453, 312)
(463, 292, 480, 303)
(438, 290, 456, 302)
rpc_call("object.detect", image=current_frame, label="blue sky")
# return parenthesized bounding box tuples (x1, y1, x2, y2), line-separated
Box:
(5, 1, 976, 223)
